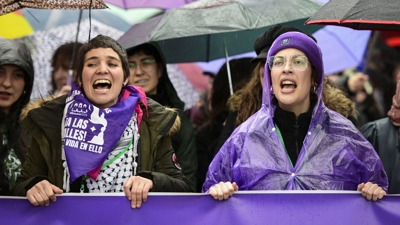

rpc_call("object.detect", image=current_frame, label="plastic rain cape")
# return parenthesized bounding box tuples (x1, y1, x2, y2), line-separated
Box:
(203, 57, 388, 193)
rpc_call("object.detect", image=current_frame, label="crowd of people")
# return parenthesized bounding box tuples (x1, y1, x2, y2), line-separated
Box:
(1, 23, 399, 209)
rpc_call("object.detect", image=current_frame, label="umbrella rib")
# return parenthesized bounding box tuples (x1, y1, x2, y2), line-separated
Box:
(123, 0, 127, 9)
(206, 35, 210, 62)
(22, 8, 40, 23)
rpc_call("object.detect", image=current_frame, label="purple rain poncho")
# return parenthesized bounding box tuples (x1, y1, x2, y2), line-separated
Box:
(202, 32, 388, 193)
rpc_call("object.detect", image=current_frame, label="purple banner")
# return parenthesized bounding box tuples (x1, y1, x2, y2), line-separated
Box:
(1, 191, 399, 225)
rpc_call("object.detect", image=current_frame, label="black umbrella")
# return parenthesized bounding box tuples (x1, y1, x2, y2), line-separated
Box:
(118, 0, 323, 94)
(118, 0, 323, 63)
(306, 0, 400, 30)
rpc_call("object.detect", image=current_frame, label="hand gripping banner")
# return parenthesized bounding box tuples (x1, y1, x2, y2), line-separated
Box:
(1, 191, 400, 225)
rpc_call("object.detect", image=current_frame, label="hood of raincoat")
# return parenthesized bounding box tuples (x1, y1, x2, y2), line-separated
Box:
(128, 43, 185, 111)
(203, 32, 388, 192)
(0, 38, 34, 112)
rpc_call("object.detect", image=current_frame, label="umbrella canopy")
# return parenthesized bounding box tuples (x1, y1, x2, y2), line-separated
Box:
(118, 0, 323, 63)
(0, 10, 34, 38)
(0, 0, 108, 16)
(167, 64, 201, 109)
(306, 0, 400, 30)
(21, 8, 132, 32)
(0, 6, 165, 38)
(313, 26, 371, 74)
(104, 0, 197, 9)
(196, 26, 372, 76)
(197, 51, 256, 74)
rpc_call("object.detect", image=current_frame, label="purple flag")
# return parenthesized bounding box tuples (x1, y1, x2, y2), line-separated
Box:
(1, 191, 399, 224)
(62, 84, 139, 182)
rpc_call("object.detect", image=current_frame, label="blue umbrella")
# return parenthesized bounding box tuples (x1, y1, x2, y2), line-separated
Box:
(313, 25, 371, 75)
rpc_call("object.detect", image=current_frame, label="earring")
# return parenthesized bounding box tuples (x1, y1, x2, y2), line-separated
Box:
(311, 85, 317, 93)
(270, 87, 274, 95)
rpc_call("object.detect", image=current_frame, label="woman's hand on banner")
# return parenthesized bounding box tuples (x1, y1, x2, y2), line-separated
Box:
(209, 181, 238, 201)
(26, 180, 63, 206)
(124, 176, 153, 209)
(358, 182, 386, 201)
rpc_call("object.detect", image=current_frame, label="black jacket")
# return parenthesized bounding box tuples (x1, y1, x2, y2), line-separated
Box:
(195, 111, 228, 192)
(147, 65, 197, 192)
(360, 117, 400, 194)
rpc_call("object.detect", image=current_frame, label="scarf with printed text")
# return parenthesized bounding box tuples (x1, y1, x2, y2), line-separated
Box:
(61, 84, 146, 183)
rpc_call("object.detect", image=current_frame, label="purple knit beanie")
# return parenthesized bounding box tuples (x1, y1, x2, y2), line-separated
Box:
(267, 31, 324, 89)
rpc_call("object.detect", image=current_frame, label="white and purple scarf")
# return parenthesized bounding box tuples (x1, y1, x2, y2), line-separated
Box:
(61, 84, 146, 184)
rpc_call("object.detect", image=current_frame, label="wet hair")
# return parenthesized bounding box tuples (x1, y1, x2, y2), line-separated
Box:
(208, 58, 254, 126)
(50, 42, 83, 93)
(127, 44, 163, 62)
(228, 60, 264, 126)
(311, 66, 319, 90)
(126, 43, 166, 76)
(2, 67, 32, 119)
(76, 35, 130, 82)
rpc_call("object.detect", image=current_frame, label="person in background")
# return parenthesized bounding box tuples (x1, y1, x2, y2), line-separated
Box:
(333, 38, 400, 128)
(360, 73, 400, 194)
(332, 68, 382, 127)
(126, 43, 197, 192)
(196, 58, 254, 192)
(0, 38, 34, 195)
(188, 71, 214, 133)
(203, 31, 388, 201)
(13, 35, 190, 208)
(50, 42, 83, 97)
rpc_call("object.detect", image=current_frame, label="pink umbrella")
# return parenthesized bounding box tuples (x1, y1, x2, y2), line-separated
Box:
(104, 0, 197, 9)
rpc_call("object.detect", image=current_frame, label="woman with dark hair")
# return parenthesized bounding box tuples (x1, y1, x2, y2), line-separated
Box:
(13, 35, 190, 208)
(0, 38, 34, 195)
(127, 44, 197, 192)
(50, 42, 83, 96)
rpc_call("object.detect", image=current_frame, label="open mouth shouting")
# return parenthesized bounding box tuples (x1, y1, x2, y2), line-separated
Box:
(280, 79, 297, 93)
(93, 79, 111, 92)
